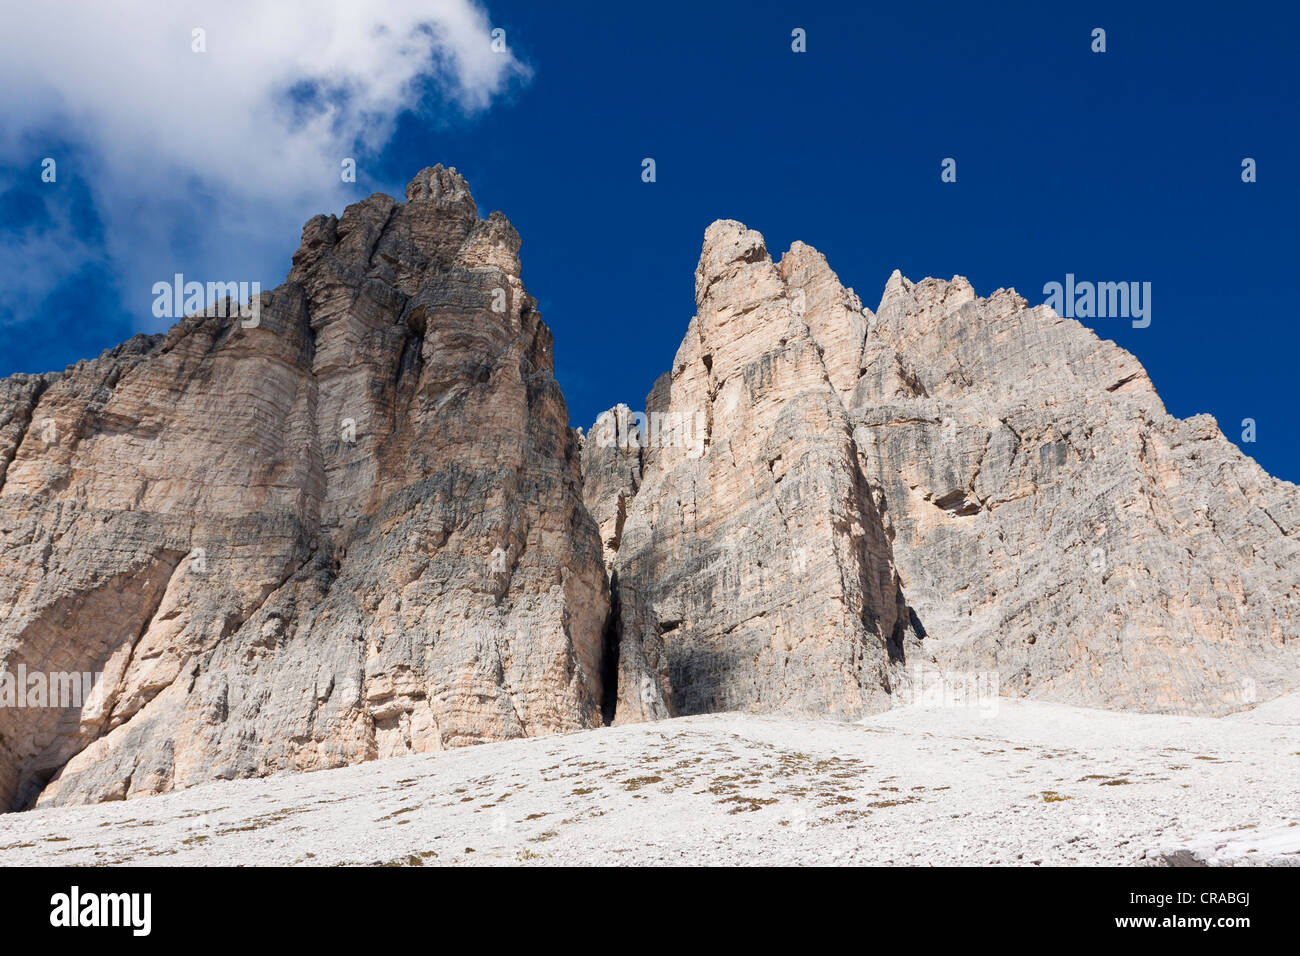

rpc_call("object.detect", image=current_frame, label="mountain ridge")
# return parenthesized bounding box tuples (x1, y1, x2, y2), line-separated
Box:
(1, 167, 1296, 810)
(584, 217, 1299, 723)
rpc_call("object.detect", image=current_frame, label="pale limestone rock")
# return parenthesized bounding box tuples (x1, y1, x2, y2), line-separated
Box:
(588, 221, 919, 721)
(586, 222, 1300, 723)
(5, 194, 1299, 813)
(856, 270, 1300, 715)
(0, 166, 608, 810)
(580, 404, 642, 567)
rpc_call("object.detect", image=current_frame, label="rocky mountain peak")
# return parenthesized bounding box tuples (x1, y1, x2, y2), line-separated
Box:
(0, 167, 606, 810)
(403, 164, 476, 210)
(2, 177, 1297, 812)
(586, 219, 1300, 725)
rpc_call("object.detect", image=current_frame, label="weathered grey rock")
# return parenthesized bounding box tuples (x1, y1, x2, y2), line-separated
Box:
(0, 166, 609, 810)
(856, 270, 1300, 715)
(587, 222, 920, 722)
(5, 193, 1299, 813)
(580, 404, 642, 567)
(587, 222, 1300, 722)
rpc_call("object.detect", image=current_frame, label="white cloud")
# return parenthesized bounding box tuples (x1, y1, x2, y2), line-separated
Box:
(0, 192, 110, 329)
(0, 0, 527, 334)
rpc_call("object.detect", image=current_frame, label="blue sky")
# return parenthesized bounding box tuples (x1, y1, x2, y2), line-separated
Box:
(2, 1, 1298, 481)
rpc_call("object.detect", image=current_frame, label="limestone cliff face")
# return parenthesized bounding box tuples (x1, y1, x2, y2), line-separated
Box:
(584, 222, 921, 723)
(0, 167, 609, 810)
(856, 269, 1300, 714)
(4, 187, 1299, 812)
(587, 221, 1300, 721)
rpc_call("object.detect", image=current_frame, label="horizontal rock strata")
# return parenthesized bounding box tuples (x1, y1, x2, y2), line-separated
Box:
(0, 167, 608, 809)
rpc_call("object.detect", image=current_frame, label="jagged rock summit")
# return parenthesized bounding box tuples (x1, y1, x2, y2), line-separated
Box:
(2, 174, 1298, 812)
(585, 219, 1300, 723)
(0, 166, 608, 810)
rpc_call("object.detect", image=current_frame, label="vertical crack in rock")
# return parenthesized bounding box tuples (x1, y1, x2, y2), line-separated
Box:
(0, 375, 52, 497)
(583, 221, 920, 721)
(600, 570, 624, 724)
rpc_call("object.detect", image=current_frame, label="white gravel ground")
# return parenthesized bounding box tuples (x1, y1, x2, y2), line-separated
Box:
(1, 694, 1297, 866)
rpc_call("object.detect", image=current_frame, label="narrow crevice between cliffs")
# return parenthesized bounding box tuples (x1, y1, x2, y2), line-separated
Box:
(600, 570, 623, 724)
